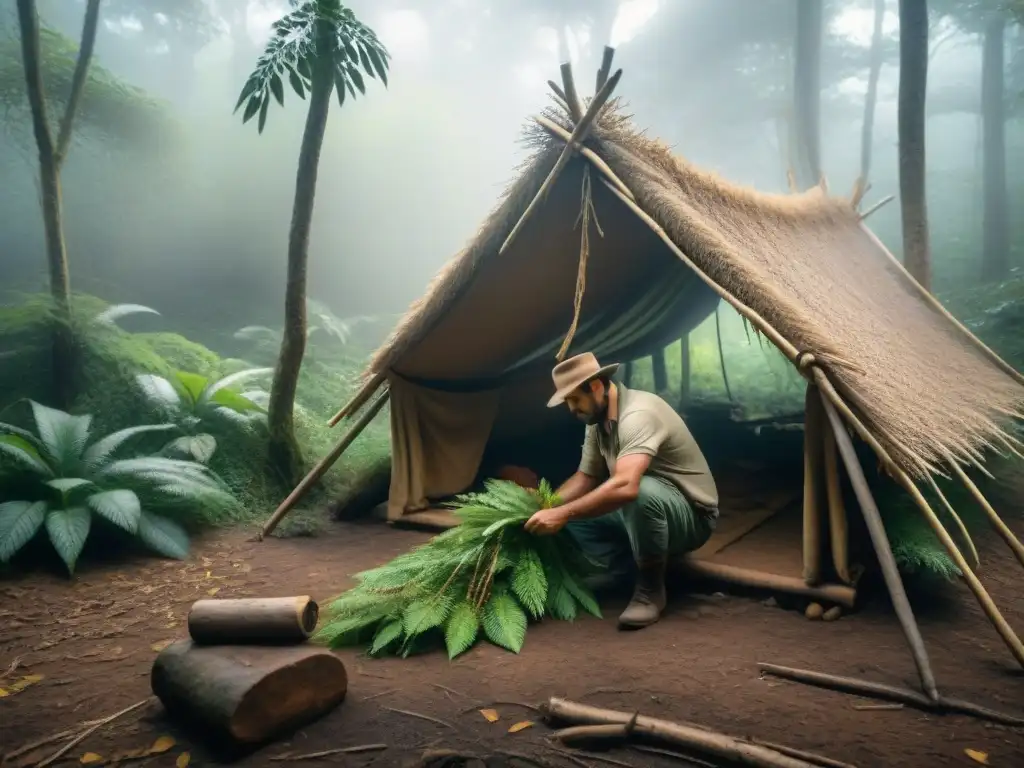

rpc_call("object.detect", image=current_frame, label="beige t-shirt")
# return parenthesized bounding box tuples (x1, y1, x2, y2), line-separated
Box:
(579, 385, 719, 511)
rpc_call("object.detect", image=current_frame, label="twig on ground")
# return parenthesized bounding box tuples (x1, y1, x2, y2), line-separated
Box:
(380, 706, 456, 730)
(580, 687, 632, 698)
(1, 655, 22, 678)
(630, 744, 717, 767)
(758, 663, 1024, 727)
(430, 683, 471, 700)
(4, 719, 104, 761)
(360, 688, 397, 702)
(35, 698, 152, 767)
(749, 739, 859, 768)
(270, 743, 387, 761)
(544, 744, 599, 768)
(547, 743, 631, 768)
(495, 749, 561, 768)
(460, 700, 544, 716)
(851, 703, 904, 711)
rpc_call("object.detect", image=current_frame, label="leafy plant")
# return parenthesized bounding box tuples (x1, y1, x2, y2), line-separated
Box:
(93, 303, 161, 327)
(315, 479, 604, 659)
(136, 368, 272, 463)
(0, 401, 235, 574)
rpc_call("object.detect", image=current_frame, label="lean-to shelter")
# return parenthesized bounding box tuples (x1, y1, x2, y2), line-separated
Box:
(266, 51, 1024, 685)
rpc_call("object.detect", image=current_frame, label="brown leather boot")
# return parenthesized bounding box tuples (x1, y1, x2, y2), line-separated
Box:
(617, 558, 667, 629)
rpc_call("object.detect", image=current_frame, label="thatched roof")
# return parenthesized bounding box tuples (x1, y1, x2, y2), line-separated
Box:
(364, 98, 1024, 482)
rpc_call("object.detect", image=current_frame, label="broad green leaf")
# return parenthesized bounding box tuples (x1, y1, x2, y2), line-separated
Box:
(288, 68, 306, 99)
(204, 368, 272, 403)
(0, 435, 52, 475)
(234, 76, 260, 113)
(403, 596, 453, 638)
(0, 420, 46, 451)
(45, 507, 92, 573)
(482, 591, 527, 653)
(241, 95, 261, 123)
(137, 512, 189, 560)
(370, 619, 403, 655)
(347, 63, 365, 94)
(258, 96, 270, 133)
(172, 372, 209, 407)
(562, 571, 602, 619)
(135, 375, 182, 413)
(87, 490, 141, 533)
(185, 434, 216, 463)
(45, 477, 92, 495)
(364, 45, 388, 85)
(269, 72, 285, 105)
(511, 550, 548, 619)
(31, 402, 91, 468)
(333, 69, 346, 106)
(0, 501, 47, 561)
(444, 601, 480, 659)
(94, 304, 160, 325)
(83, 423, 178, 467)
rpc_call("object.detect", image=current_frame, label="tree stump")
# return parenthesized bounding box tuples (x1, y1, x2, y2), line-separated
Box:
(151, 640, 347, 745)
(188, 596, 318, 645)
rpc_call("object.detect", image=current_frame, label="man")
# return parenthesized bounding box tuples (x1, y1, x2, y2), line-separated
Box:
(525, 352, 719, 629)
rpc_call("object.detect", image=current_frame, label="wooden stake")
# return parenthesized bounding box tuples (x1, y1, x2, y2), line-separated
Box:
(859, 222, 1024, 387)
(533, 116, 634, 202)
(922, 472, 979, 571)
(822, 411, 852, 584)
(597, 178, 801, 362)
(850, 176, 869, 209)
(802, 384, 825, 585)
(945, 455, 1024, 569)
(547, 79, 568, 103)
(327, 371, 384, 427)
(679, 558, 856, 608)
(499, 68, 623, 257)
(818, 391, 940, 701)
(559, 62, 583, 122)
(858, 194, 893, 220)
(258, 386, 391, 540)
(596, 46, 615, 92)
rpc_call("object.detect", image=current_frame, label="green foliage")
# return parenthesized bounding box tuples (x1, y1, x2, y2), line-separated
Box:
(315, 479, 604, 659)
(135, 367, 272, 463)
(0, 400, 236, 574)
(234, 0, 391, 133)
(0, 26, 171, 150)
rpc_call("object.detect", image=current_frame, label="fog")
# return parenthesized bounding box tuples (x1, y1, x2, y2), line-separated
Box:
(1, 0, 1021, 352)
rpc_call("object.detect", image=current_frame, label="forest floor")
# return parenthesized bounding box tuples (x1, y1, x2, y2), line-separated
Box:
(1, 520, 1023, 768)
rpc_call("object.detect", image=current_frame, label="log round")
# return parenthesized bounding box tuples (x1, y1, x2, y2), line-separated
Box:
(151, 640, 348, 745)
(187, 596, 319, 645)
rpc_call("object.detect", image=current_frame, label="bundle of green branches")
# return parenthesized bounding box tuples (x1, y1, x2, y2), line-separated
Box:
(315, 479, 604, 659)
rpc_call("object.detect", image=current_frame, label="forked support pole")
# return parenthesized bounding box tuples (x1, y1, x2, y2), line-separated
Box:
(818, 389, 940, 702)
(258, 386, 391, 541)
(802, 384, 824, 585)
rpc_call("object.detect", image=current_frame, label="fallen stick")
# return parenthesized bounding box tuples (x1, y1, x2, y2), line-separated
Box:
(546, 743, 631, 768)
(758, 664, 1024, 727)
(35, 698, 151, 767)
(631, 744, 716, 767)
(542, 697, 829, 768)
(380, 705, 455, 729)
(269, 743, 387, 761)
(3, 718, 104, 762)
(187, 595, 319, 645)
(551, 713, 639, 749)
(748, 739, 858, 768)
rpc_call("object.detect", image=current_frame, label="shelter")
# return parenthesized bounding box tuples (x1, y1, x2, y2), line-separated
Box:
(266, 51, 1024, 694)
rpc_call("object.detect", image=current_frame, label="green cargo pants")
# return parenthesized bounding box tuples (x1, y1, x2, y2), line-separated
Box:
(567, 476, 717, 574)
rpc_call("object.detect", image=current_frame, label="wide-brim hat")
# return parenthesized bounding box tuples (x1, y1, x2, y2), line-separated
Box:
(546, 352, 620, 408)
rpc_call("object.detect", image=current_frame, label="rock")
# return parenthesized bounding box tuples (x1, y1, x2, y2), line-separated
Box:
(822, 605, 843, 622)
(805, 602, 824, 620)
(762, 597, 778, 608)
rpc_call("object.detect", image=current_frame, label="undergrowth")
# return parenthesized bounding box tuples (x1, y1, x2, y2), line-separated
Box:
(315, 479, 604, 659)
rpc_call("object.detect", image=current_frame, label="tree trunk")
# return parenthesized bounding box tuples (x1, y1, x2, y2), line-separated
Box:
(266, 24, 334, 484)
(897, 0, 932, 290)
(793, 0, 823, 189)
(16, 0, 100, 408)
(860, 0, 887, 183)
(652, 348, 668, 394)
(981, 15, 1008, 282)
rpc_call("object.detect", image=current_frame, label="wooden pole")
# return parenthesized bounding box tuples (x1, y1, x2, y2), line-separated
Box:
(859, 222, 1024, 387)
(945, 457, 1024, 569)
(258, 387, 391, 540)
(818, 390, 940, 701)
(533, 116, 635, 201)
(680, 558, 856, 608)
(327, 371, 384, 427)
(559, 62, 583, 122)
(596, 46, 615, 92)
(802, 384, 825, 585)
(498, 68, 623, 257)
(858, 194, 894, 221)
(822, 411, 852, 584)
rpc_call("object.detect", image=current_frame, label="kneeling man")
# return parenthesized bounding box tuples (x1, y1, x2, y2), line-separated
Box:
(525, 352, 719, 629)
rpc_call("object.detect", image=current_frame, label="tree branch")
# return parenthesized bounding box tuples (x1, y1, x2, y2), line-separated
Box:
(16, 0, 55, 161)
(55, 0, 102, 164)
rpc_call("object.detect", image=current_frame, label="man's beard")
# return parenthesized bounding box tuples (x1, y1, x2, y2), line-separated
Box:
(577, 402, 608, 426)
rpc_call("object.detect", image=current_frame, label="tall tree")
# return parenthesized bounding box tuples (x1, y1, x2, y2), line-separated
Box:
(980, 12, 1008, 280)
(897, 0, 932, 289)
(792, 0, 824, 188)
(236, 0, 390, 483)
(15, 0, 101, 407)
(860, 0, 888, 183)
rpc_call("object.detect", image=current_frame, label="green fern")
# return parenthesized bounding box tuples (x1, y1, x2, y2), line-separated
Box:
(314, 478, 603, 659)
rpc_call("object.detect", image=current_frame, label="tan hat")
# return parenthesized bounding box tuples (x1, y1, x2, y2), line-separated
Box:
(546, 352, 620, 408)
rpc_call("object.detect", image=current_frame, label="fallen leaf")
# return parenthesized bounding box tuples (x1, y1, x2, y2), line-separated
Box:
(207, 587, 220, 596)
(151, 640, 173, 652)
(80, 752, 104, 765)
(508, 720, 534, 733)
(205, 570, 212, 578)
(964, 749, 989, 765)
(3, 674, 44, 695)
(0, 688, 9, 697)
(148, 735, 176, 754)
(479, 708, 499, 723)
(176, 752, 191, 767)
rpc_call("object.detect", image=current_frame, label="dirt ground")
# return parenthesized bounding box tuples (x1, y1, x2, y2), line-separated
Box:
(2, 519, 1023, 768)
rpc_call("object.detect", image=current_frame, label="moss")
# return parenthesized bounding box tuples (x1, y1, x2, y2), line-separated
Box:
(137, 332, 222, 377)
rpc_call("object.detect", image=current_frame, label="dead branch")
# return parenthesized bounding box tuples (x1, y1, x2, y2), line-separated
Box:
(748, 739, 858, 768)
(270, 743, 388, 761)
(758, 664, 1024, 727)
(35, 698, 152, 767)
(430, 683, 471, 700)
(381, 705, 456, 730)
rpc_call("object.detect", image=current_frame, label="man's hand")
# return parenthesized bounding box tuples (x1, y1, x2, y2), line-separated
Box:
(524, 507, 570, 536)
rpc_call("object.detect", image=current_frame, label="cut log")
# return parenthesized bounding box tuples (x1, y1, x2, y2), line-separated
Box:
(678, 558, 857, 608)
(151, 640, 347, 745)
(188, 596, 319, 645)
